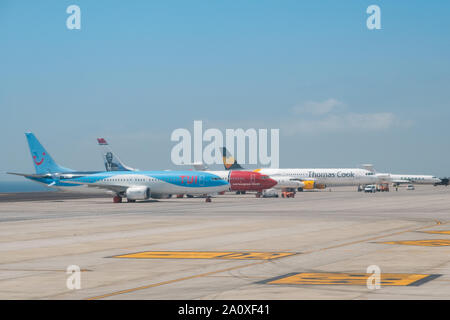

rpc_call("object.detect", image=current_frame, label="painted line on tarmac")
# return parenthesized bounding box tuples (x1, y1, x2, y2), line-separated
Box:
(422, 230, 450, 235)
(86, 260, 267, 300)
(111, 251, 297, 260)
(261, 272, 441, 286)
(300, 220, 448, 254)
(86, 220, 447, 300)
(381, 239, 450, 247)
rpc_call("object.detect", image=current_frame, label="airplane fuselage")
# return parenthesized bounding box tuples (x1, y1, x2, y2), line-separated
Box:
(378, 173, 441, 185)
(255, 168, 378, 187)
(29, 171, 229, 197)
(205, 170, 277, 192)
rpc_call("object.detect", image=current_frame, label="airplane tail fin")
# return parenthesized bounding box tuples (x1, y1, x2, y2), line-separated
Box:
(25, 132, 74, 174)
(362, 164, 376, 173)
(192, 162, 208, 171)
(222, 147, 243, 170)
(97, 138, 137, 171)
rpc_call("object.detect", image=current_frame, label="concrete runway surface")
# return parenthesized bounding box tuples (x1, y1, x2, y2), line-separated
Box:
(0, 185, 449, 299)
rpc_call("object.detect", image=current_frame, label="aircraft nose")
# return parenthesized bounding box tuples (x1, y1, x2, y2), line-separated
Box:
(266, 177, 277, 188)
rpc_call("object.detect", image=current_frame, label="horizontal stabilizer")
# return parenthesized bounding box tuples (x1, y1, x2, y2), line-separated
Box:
(7, 172, 52, 178)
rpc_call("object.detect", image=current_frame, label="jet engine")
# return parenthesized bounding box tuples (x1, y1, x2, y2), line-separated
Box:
(126, 186, 151, 200)
(302, 180, 326, 190)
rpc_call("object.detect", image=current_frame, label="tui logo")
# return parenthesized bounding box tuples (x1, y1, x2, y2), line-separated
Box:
(180, 176, 198, 184)
(33, 152, 45, 166)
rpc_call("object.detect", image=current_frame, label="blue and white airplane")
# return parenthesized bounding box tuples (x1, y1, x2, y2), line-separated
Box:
(8, 133, 229, 203)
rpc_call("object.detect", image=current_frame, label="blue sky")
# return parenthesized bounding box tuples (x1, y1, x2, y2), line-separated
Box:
(1, 0, 449, 180)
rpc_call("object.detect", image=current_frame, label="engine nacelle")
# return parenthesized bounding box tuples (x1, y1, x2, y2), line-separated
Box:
(126, 186, 151, 200)
(302, 180, 326, 190)
(273, 176, 304, 189)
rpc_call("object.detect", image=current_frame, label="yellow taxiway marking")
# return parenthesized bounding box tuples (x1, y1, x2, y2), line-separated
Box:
(112, 251, 296, 260)
(87, 220, 447, 300)
(382, 239, 450, 247)
(267, 272, 436, 286)
(422, 230, 450, 235)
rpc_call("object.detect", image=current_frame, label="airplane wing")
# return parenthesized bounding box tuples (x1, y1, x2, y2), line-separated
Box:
(391, 179, 411, 184)
(59, 177, 129, 193)
(7, 172, 94, 179)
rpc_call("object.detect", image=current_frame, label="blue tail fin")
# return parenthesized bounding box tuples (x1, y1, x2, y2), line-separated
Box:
(25, 132, 74, 174)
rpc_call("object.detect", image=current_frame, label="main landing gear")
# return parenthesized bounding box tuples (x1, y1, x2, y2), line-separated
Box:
(205, 196, 212, 202)
(113, 195, 136, 203)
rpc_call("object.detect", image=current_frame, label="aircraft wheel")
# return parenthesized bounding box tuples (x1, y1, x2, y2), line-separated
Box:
(127, 199, 136, 203)
(113, 195, 122, 203)
(205, 196, 212, 203)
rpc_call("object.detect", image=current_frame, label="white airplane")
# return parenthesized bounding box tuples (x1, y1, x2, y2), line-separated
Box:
(362, 164, 441, 185)
(222, 148, 379, 190)
(254, 168, 378, 189)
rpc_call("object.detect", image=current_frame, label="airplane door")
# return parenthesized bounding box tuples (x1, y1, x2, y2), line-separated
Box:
(250, 174, 256, 184)
(199, 175, 205, 187)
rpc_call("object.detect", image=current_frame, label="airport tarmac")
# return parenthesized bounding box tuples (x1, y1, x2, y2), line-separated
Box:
(0, 185, 449, 299)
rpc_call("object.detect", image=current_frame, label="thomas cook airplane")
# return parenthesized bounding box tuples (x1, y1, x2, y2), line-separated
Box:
(221, 148, 379, 190)
(8, 133, 229, 203)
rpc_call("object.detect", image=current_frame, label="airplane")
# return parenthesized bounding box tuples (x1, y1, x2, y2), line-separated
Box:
(96, 138, 279, 196)
(362, 165, 441, 186)
(59, 171, 229, 203)
(379, 174, 441, 186)
(8, 133, 230, 203)
(203, 170, 280, 196)
(221, 148, 379, 190)
(212, 147, 304, 192)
